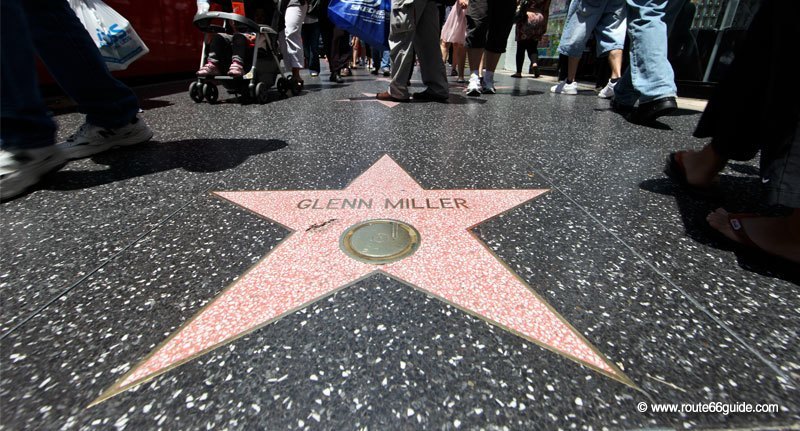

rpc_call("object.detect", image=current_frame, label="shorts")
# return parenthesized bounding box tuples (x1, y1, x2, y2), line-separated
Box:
(465, 0, 516, 54)
(557, 0, 626, 57)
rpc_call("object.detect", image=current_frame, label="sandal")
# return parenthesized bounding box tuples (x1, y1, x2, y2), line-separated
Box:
(664, 151, 718, 199)
(723, 212, 761, 249)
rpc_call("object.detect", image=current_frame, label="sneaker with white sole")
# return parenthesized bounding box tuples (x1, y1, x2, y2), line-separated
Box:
(482, 75, 496, 94)
(550, 81, 578, 95)
(598, 80, 616, 99)
(57, 117, 153, 160)
(466, 74, 482, 97)
(0, 145, 66, 200)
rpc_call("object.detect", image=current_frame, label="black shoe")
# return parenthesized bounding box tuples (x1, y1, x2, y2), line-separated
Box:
(610, 98, 634, 115)
(412, 89, 449, 103)
(329, 72, 344, 83)
(628, 96, 677, 124)
(370, 68, 378, 75)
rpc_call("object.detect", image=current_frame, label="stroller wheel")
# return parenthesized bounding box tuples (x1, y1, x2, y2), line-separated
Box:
(255, 82, 270, 104)
(203, 83, 219, 103)
(276, 77, 289, 98)
(189, 82, 204, 103)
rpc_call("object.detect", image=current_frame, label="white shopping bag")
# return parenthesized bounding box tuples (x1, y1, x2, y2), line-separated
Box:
(69, 0, 150, 71)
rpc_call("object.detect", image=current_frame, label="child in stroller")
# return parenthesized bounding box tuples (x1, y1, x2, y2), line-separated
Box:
(191, 0, 302, 103)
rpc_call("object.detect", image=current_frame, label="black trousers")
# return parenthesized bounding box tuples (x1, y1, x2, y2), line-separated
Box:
(695, 0, 800, 207)
(515, 38, 538, 73)
(319, 1, 351, 73)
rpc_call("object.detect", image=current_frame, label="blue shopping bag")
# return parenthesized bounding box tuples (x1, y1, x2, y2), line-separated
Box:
(328, 0, 391, 50)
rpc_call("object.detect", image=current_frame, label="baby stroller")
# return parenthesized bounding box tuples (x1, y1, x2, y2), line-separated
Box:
(190, 10, 302, 104)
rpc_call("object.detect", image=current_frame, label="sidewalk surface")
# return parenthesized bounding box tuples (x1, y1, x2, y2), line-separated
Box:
(1, 66, 798, 430)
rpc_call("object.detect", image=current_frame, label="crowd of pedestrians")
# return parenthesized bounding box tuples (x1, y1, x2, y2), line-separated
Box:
(1, 0, 797, 263)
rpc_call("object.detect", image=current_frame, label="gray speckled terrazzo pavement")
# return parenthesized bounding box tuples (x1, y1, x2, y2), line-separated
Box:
(1, 66, 798, 430)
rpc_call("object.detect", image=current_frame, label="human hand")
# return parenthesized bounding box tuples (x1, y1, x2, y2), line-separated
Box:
(458, 0, 468, 9)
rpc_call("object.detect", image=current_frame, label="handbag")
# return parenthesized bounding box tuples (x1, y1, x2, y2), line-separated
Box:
(327, 0, 391, 49)
(68, 0, 150, 71)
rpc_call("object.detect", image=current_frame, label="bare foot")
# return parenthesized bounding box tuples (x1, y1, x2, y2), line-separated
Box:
(680, 145, 726, 188)
(707, 208, 800, 263)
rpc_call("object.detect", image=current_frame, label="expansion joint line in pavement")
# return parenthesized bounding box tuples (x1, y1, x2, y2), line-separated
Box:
(0, 182, 223, 341)
(523, 162, 796, 387)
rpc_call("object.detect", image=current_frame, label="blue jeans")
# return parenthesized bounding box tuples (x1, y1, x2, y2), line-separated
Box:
(0, 0, 139, 150)
(613, 0, 686, 105)
(302, 22, 321, 73)
(557, 0, 627, 57)
(372, 47, 390, 70)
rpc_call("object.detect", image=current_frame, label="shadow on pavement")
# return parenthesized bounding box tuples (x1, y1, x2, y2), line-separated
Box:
(44, 138, 287, 191)
(640, 175, 799, 284)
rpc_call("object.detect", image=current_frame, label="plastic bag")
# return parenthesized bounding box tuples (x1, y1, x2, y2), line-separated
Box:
(328, 0, 391, 50)
(69, 0, 149, 71)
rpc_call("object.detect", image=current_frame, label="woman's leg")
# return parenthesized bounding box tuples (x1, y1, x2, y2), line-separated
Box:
(514, 40, 525, 74)
(440, 40, 449, 63)
(280, 4, 307, 81)
(453, 43, 466, 79)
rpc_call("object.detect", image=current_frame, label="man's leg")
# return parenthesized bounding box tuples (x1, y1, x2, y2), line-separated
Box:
(25, 0, 138, 129)
(413, 1, 449, 98)
(607, 49, 622, 79)
(552, 0, 602, 94)
(0, 0, 64, 199)
(387, 3, 416, 99)
(479, 0, 514, 92)
(624, 0, 676, 104)
(465, 0, 489, 95)
(1, 0, 56, 151)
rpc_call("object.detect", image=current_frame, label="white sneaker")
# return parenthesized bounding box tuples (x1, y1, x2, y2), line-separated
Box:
(550, 81, 578, 95)
(58, 117, 153, 160)
(482, 74, 496, 94)
(598, 80, 617, 99)
(0, 145, 66, 200)
(466, 74, 482, 97)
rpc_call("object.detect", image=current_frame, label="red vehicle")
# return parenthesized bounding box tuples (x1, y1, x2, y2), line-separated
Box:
(39, 0, 202, 84)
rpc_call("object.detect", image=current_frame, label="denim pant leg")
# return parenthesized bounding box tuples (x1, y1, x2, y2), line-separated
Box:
(381, 50, 391, 69)
(0, 0, 57, 150)
(616, 0, 682, 104)
(24, 0, 139, 129)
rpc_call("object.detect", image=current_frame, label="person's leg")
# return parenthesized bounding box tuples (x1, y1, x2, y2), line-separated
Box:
(514, 40, 526, 75)
(309, 22, 321, 73)
(24, 0, 139, 129)
(198, 34, 230, 76)
(465, 0, 489, 94)
(0, 0, 56, 151)
(707, 208, 800, 263)
(623, 0, 676, 104)
(453, 43, 466, 79)
(527, 39, 540, 76)
(0, 0, 64, 200)
(381, 49, 391, 71)
(228, 33, 250, 76)
(387, 4, 416, 99)
(607, 49, 622, 79)
(281, 3, 308, 81)
(552, 0, 603, 93)
(481, 0, 515, 85)
(413, 0, 449, 98)
(440, 40, 449, 63)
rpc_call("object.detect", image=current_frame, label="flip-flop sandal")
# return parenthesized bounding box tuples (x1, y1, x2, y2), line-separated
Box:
(664, 151, 718, 199)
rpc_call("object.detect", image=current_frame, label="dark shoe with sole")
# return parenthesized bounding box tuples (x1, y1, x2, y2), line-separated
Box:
(376, 91, 409, 102)
(610, 98, 634, 115)
(329, 72, 344, 83)
(628, 96, 677, 124)
(412, 89, 449, 103)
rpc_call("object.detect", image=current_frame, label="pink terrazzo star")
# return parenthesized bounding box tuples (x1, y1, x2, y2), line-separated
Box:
(93, 155, 633, 405)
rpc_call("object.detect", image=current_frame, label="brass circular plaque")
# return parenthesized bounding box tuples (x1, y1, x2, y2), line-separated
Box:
(340, 219, 420, 264)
